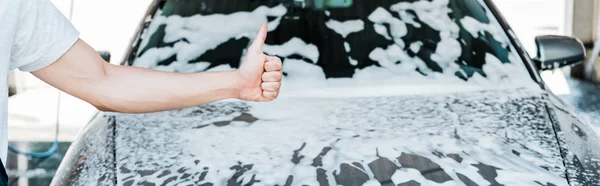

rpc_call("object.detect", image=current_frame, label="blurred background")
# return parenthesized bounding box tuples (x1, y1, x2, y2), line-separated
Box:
(6, 0, 600, 185)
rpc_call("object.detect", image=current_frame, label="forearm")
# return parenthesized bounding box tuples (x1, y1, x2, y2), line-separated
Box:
(93, 64, 241, 113)
(34, 26, 280, 114)
(33, 39, 244, 113)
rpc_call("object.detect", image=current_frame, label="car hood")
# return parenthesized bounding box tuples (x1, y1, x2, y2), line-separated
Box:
(109, 87, 569, 186)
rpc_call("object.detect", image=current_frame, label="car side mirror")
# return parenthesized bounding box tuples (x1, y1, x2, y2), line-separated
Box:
(533, 35, 585, 70)
(98, 51, 111, 63)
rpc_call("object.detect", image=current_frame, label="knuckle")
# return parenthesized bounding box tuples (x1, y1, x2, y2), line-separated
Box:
(262, 83, 274, 90)
(262, 72, 282, 81)
(272, 73, 282, 81)
(267, 92, 279, 99)
(265, 62, 274, 70)
(274, 63, 282, 70)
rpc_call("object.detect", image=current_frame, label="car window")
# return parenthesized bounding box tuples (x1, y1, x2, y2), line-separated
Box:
(127, 0, 532, 87)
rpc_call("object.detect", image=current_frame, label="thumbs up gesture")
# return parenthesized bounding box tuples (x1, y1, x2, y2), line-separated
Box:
(236, 24, 283, 102)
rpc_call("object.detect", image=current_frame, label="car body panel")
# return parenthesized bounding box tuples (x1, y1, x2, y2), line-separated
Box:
(51, 0, 600, 185)
(110, 88, 568, 185)
(51, 115, 115, 186)
(546, 90, 600, 185)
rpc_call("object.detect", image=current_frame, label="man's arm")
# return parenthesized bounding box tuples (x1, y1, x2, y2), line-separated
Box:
(31, 24, 283, 113)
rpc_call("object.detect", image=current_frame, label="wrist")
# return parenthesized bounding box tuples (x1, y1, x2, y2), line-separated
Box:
(228, 70, 245, 99)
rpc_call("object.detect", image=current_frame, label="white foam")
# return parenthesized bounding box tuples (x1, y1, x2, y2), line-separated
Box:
(118, 1, 563, 185)
(362, 180, 382, 186)
(368, 7, 407, 39)
(348, 57, 358, 66)
(391, 0, 458, 33)
(368, 45, 427, 75)
(360, 0, 537, 89)
(344, 42, 351, 52)
(430, 36, 462, 68)
(134, 0, 538, 95)
(325, 19, 365, 38)
(482, 53, 536, 86)
(137, 10, 166, 53)
(409, 41, 423, 53)
(135, 5, 287, 67)
(398, 10, 421, 28)
(264, 38, 320, 63)
(373, 24, 392, 40)
(281, 59, 327, 90)
(364, 1, 471, 87)
(461, 16, 484, 37)
(280, 83, 512, 98)
(170, 87, 563, 185)
(133, 47, 176, 68)
(460, 16, 507, 44)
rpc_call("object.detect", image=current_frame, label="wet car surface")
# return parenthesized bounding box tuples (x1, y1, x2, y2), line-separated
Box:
(52, 0, 600, 185)
(112, 89, 567, 185)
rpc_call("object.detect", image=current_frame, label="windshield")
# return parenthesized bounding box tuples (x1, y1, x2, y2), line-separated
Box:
(127, 0, 532, 88)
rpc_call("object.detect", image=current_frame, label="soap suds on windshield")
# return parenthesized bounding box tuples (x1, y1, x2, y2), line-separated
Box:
(133, 5, 287, 69)
(264, 38, 320, 63)
(132, 0, 537, 94)
(325, 19, 364, 38)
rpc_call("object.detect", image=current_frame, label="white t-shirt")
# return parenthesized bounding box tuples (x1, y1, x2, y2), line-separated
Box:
(0, 0, 79, 164)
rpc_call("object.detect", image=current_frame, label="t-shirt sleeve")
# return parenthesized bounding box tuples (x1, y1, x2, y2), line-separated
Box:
(9, 0, 80, 72)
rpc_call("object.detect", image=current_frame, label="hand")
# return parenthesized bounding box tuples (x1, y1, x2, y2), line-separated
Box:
(236, 24, 283, 102)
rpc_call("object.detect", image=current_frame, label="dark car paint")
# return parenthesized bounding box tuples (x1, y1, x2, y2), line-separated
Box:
(51, 0, 600, 185)
(546, 93, 600, 185)
(52, 115, 116, 186)
(53, 88, 598, 186)
(108, 89, 567, 185)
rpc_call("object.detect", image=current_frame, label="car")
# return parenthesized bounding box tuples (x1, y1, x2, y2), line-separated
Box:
(51, 0, 600, 185)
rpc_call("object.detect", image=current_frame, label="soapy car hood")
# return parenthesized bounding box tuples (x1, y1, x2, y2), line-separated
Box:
(51, 87, 600, 185)
(111, 88, 569, 186)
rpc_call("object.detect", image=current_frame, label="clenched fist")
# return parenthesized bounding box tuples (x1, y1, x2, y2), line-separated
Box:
(236, 24, 283, 102)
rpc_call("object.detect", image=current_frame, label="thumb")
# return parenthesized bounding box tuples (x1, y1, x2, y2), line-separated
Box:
(248, 23, 268, 55)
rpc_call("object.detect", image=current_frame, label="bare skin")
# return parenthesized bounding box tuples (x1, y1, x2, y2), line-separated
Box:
(31, 24, 282, 113)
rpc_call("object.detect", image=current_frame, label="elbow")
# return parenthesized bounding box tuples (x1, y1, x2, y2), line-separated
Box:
(89, 95, 136, 113)
(87, 94, 116, 112)
(94, 104, 115, 112)
(89, 66, 117, 113)
(91, 101, 116, 112)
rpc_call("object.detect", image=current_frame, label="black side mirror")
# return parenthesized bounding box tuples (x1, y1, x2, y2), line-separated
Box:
(98, 51, 111, 63)
(533, 35, 585, 70)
